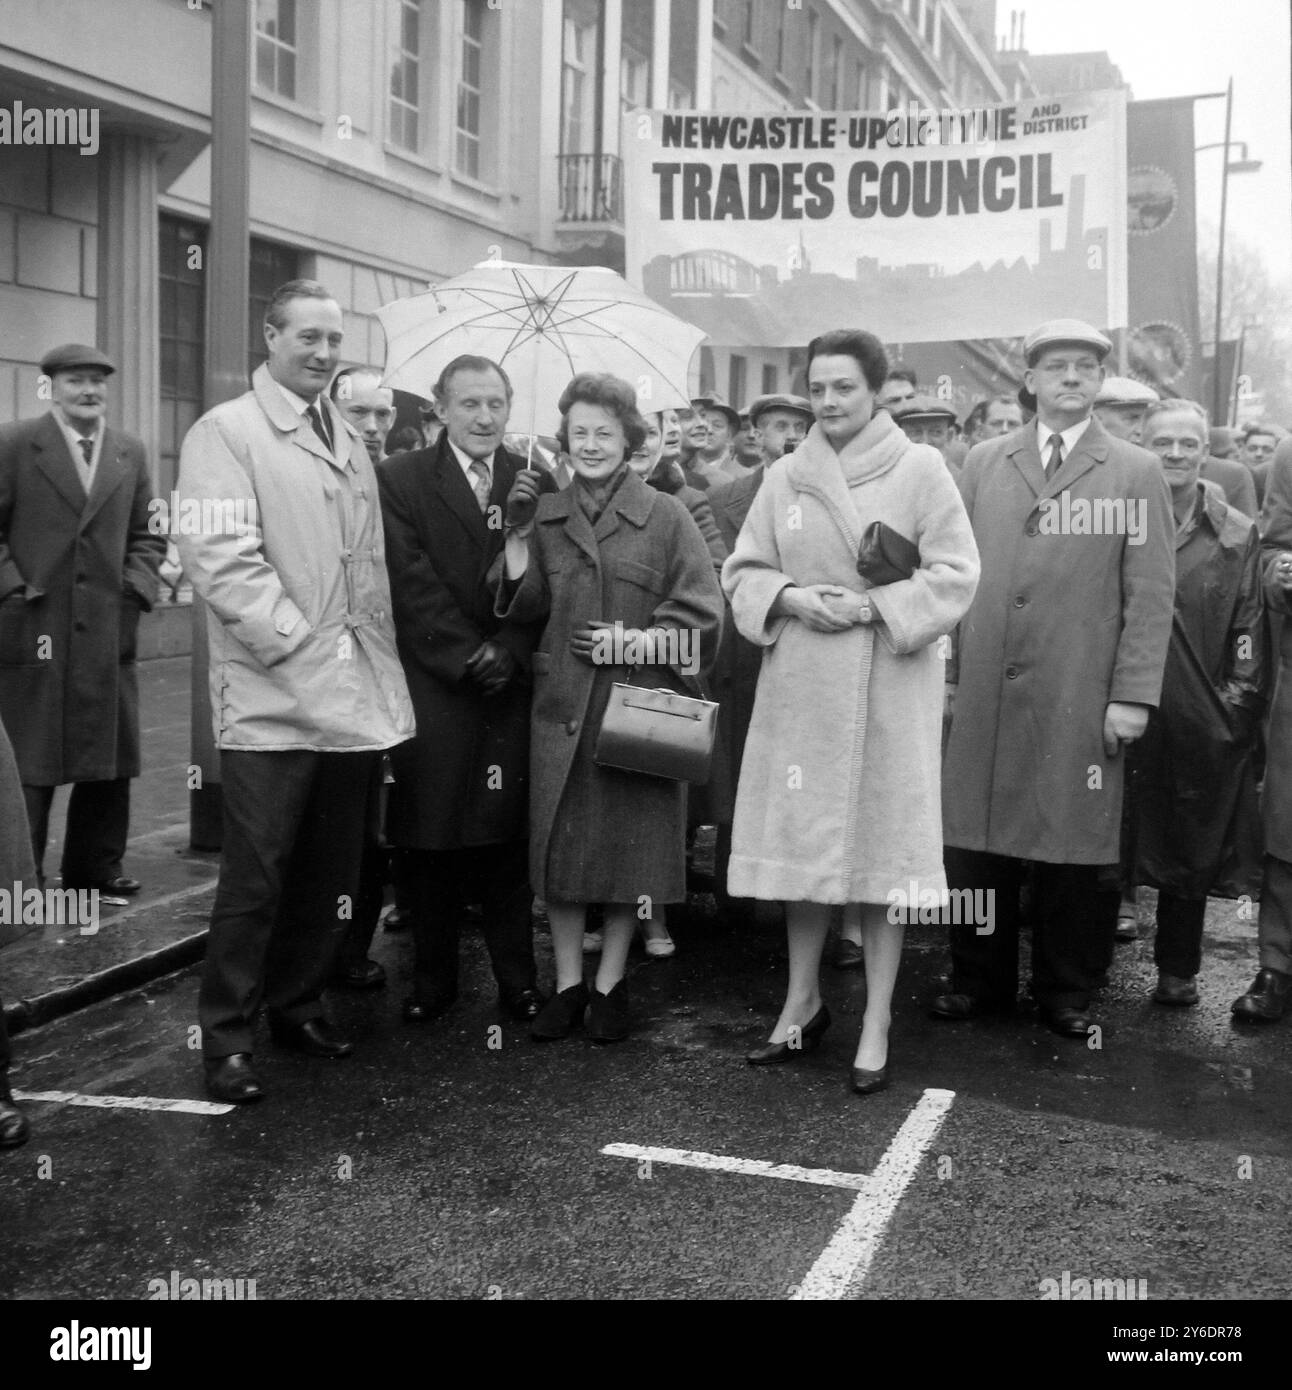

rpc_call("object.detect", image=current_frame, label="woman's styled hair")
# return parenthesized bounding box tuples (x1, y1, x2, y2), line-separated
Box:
(805, 329, 890, 393)
(555, 372, 648, 458)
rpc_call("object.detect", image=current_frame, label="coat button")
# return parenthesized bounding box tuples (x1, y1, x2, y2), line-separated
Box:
(74, 620, 87, 632)
(1013, 595, 1026, 607)
(565, 719, 579, 735)
(1005, 665, 1019, 679)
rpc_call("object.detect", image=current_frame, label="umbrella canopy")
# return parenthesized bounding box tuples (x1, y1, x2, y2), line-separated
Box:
(377, 261, 707, 437)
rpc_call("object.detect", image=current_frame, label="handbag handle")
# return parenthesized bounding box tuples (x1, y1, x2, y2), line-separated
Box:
(620, 694, 705, 720)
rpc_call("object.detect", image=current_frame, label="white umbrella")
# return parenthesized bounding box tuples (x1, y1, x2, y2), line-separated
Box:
(377, 261, 707, 437)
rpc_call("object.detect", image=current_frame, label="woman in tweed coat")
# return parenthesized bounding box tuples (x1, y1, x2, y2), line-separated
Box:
(500, 375, 723, 1043)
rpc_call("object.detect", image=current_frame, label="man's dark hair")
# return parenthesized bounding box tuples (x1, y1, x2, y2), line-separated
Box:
(433, 354, 513, 405)
(554, 372, 647, 459)
(264, 279, 335, 330)
(805, 329, 889, 393)
(884, 364, 918, 388)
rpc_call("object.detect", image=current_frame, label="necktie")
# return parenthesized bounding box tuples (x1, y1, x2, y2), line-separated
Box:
(468, 460, 491, 513)
(307, 402, 333, 455)
(77, 435, 93, 486)
(1045, 434, 1063, 481)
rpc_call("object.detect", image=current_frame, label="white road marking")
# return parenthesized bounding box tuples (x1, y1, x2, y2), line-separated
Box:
(602, 1087, 956, 1300)
(600, 1143, 873, 1190)
(792, 1088, 955, 1300)
(13, 1089, 234, 1116)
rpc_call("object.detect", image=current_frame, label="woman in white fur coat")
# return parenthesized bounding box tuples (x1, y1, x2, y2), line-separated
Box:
(722, 329, 979, 1094)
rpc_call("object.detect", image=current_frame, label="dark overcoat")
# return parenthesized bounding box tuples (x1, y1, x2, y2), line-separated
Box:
(0, 413, 162, 786)
(1130, 483, 1267, 898)
(378, 436, 553, 850)
(499, 468, 724, 903)
(705, 464, 765, 825)
(943, 416, 1176, 864)
(1255, 437, 1292, 861)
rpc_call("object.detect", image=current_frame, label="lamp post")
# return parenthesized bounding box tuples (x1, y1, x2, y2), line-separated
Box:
(1197, 77, 1263, 424)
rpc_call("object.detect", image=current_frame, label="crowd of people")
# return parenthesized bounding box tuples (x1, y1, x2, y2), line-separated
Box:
(3, 276, 1292, 1145)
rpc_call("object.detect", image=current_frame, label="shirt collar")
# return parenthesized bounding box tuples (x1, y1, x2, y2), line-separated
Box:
(53, 408, 102, 442)
(273, 379, 319, 416)
(1036, 416, 1091, 459)
(448, 438, 492, 477)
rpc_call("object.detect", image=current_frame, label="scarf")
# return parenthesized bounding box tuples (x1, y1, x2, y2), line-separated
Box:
(573, 460, 630, 525)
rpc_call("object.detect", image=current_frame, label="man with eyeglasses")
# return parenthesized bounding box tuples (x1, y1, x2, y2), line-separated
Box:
(935, 318, 1175, 1039)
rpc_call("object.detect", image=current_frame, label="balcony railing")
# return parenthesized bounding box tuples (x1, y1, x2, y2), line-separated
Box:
(557, 153, 623, 225)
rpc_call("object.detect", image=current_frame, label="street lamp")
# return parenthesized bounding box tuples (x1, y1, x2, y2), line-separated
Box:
(1198, 78, 1263, 424)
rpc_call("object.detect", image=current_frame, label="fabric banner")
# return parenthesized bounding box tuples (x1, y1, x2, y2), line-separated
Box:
(624, 90, 1128, 349)
(1126, 97, 1202, 401)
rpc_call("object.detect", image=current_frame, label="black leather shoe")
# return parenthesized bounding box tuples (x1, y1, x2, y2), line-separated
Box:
(1153, 973, 1198, 1007)
(849, 1064, 889, 1096)
(586, 979, 631, 1043)
(0, 1081, 30, 1147)
(331, 958, 387, 990)
(203, 1054, 263, 1104)
(269, 1017, 353, 1058)
(831, 938, 866, 971)
(1231, 967, 1292, 1022)
(1041, 1006, 1091, 1039)
(402, 991, 457, 1024)
(530, 982, 588, 1041)
(929, 992, 979, 1020)
(500, 987, 545, 1022)
(746, 1005, 831, 1064)
(382, 906, 413, 933)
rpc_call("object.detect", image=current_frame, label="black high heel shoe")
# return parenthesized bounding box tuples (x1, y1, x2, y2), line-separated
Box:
(746, 1005, 831, 1065)
(849, 1063, 889, 1095)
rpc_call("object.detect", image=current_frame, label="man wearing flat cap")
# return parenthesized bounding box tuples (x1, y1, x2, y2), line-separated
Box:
(1093, 375, 1159, 445)
(706, 392, 812, 923)
(935, 318, 1175, 1038)
(891, 394, 960, 472)
(0, 344, 163, 899)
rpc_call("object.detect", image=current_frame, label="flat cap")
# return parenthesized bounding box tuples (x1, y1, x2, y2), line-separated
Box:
(1022, 319, 1112, 366)
(40, 343, 116, 376)
(748, 392, 813, 426)
(690, 392, 742, 431)
(1095, 376, 1159, 406)
(891, 393, 957, 424)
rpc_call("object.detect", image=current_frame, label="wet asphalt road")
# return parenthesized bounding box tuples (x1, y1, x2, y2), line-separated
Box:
(2, 894, 1290, 1305)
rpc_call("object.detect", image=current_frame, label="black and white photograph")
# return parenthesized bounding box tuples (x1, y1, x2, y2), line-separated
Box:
(1, 0, 1291, 1350)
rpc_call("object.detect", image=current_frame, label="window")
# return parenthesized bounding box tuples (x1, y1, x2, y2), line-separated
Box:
(455, 0, 484, 176)
(255, 0, 297, 100)
(829, 34, 843, 108)
(728, 355, 747, 410)
(247, 239, 300, 384)
(389, 0, 425, 152)
(621, 0, 653, 110)
(805, 10, 819, 101)
(856, 58, 871, 109)
(159, 215, 207, 494)
(761, 363, 778, 394)
(562, 1, 598, 153)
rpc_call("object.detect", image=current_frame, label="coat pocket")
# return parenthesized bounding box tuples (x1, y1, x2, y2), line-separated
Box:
(614, 559, 666, 595)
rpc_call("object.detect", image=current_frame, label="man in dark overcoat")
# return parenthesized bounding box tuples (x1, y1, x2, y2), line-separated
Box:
(378, 355, 553, 1024)
(0, 344, 162, 897)
(1234, 433, 1292, 1022)
(935, 319, 1175, 1038)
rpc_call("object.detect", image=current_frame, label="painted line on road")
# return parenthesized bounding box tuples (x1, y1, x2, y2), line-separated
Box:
(13, 1089, 234, 1116)
(791, 1087, 955, 1300)
(600, 1143, 873, 1190)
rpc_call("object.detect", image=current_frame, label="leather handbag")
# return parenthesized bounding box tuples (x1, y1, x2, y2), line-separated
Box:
(594, 681, 719, 784)
(856, 521, 921, 586)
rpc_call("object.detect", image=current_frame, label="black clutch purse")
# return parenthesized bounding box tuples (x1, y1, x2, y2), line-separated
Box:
(856, 521, 920, 586)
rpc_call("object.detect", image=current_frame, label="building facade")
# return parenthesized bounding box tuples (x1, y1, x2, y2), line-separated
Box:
(0, 0, 1036, 495)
